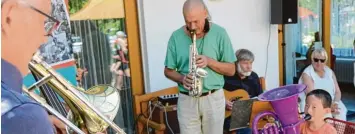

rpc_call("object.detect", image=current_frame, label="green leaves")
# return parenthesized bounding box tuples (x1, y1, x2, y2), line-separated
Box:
(68, 0, 125, 36)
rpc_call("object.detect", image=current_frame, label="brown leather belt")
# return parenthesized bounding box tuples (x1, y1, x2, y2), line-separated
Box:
(179, 89, 218, 97)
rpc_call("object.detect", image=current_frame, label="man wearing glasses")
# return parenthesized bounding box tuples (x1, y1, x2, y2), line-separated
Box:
(1, 0, 58, 133)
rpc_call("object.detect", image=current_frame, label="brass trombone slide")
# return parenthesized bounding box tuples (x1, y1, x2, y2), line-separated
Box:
(23, 86, 85, 134)
(25, 55, 126, 134)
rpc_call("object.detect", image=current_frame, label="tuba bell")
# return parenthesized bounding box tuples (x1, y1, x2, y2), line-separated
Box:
(23, 54, 125, 134)
(251, 84, 311, 134)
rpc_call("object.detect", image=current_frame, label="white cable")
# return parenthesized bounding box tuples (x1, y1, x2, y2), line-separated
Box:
(265, 2, 272, 80)
(264, 24, 271, 79)
(159, 103, 175, 134)
(146, 102, 176, 134)
(147, 102, 157, 134)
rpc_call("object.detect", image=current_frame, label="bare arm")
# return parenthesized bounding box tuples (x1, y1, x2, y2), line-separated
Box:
(164, 67, 184, 84)
(332, 71, 341, 102)
(301, 73, 314, 94)
(119, 50, 128, 63)
(207, 57, 235, 76)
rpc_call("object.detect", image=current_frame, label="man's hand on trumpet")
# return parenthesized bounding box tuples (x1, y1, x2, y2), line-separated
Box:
(181, 54, 210, 90)
(196, 55, 208, 68)
(182, 73, 193, 90)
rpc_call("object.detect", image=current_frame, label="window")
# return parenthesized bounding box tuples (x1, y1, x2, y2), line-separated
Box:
(331, 0, 355, 58)
(296, 0, 322, 56)
(69, 0, 134, 133)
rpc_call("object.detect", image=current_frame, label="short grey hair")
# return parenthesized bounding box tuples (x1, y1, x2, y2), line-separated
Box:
(311, 48, 328, 62)
(235, 49, 255, 62)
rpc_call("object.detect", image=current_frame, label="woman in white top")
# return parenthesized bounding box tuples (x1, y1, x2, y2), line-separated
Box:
(299, 48, 347, 121)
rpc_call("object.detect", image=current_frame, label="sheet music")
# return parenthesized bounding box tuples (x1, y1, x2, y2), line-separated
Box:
(229, 99, 256, 131)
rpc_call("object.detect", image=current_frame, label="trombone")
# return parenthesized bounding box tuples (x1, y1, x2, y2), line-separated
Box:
(23, 54, 125, 134)
(23, 86, 85, 134)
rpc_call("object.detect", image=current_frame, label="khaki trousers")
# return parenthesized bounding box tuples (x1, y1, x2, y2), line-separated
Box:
(177, 89, 225, 134)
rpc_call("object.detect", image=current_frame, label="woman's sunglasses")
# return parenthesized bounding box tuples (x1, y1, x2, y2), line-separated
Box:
(313, 58, 326, 63)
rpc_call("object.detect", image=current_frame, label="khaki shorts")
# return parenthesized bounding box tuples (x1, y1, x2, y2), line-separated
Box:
(177, 89, 225, 134)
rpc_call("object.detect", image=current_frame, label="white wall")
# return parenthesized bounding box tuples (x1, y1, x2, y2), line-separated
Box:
(138, 0, 280, 92)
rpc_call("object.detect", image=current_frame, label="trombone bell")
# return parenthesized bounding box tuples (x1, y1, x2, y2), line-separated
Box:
(24, 54, 125, 134)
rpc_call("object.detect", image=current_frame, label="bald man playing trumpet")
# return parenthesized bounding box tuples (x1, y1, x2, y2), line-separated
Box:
(164, 0, 236, 133)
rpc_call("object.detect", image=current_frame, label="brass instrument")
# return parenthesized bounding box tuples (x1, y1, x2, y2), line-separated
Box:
(188, 30, 208, 97)
(23, 54, 125, 134)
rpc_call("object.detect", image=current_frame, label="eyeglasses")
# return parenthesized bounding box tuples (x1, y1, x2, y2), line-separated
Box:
(313, 58, 326, 63)
(14, 0, 61, 36)
(28, 4, 61, 36)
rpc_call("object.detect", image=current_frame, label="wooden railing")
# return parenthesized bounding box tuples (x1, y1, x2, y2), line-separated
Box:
(134, 77, 267, 134)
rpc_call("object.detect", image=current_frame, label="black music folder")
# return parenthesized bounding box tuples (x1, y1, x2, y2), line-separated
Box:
(229, 98, 257, 131)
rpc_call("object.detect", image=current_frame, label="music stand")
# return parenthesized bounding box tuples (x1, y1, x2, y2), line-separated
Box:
(229, 98, 257, 131)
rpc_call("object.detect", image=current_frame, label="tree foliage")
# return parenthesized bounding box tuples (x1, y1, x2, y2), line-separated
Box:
(68, 0, 124, 35)
(97, 19, 124, 36)
(68, 0, 89, 15)
(299, 0, 319, 13)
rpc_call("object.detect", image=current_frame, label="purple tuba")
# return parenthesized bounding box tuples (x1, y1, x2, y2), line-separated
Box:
(252, 84, 311, 134)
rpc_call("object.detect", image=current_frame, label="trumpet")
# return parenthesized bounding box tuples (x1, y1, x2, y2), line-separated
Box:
(23, 54, 125, 134)
(188, 30, 208, 97)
